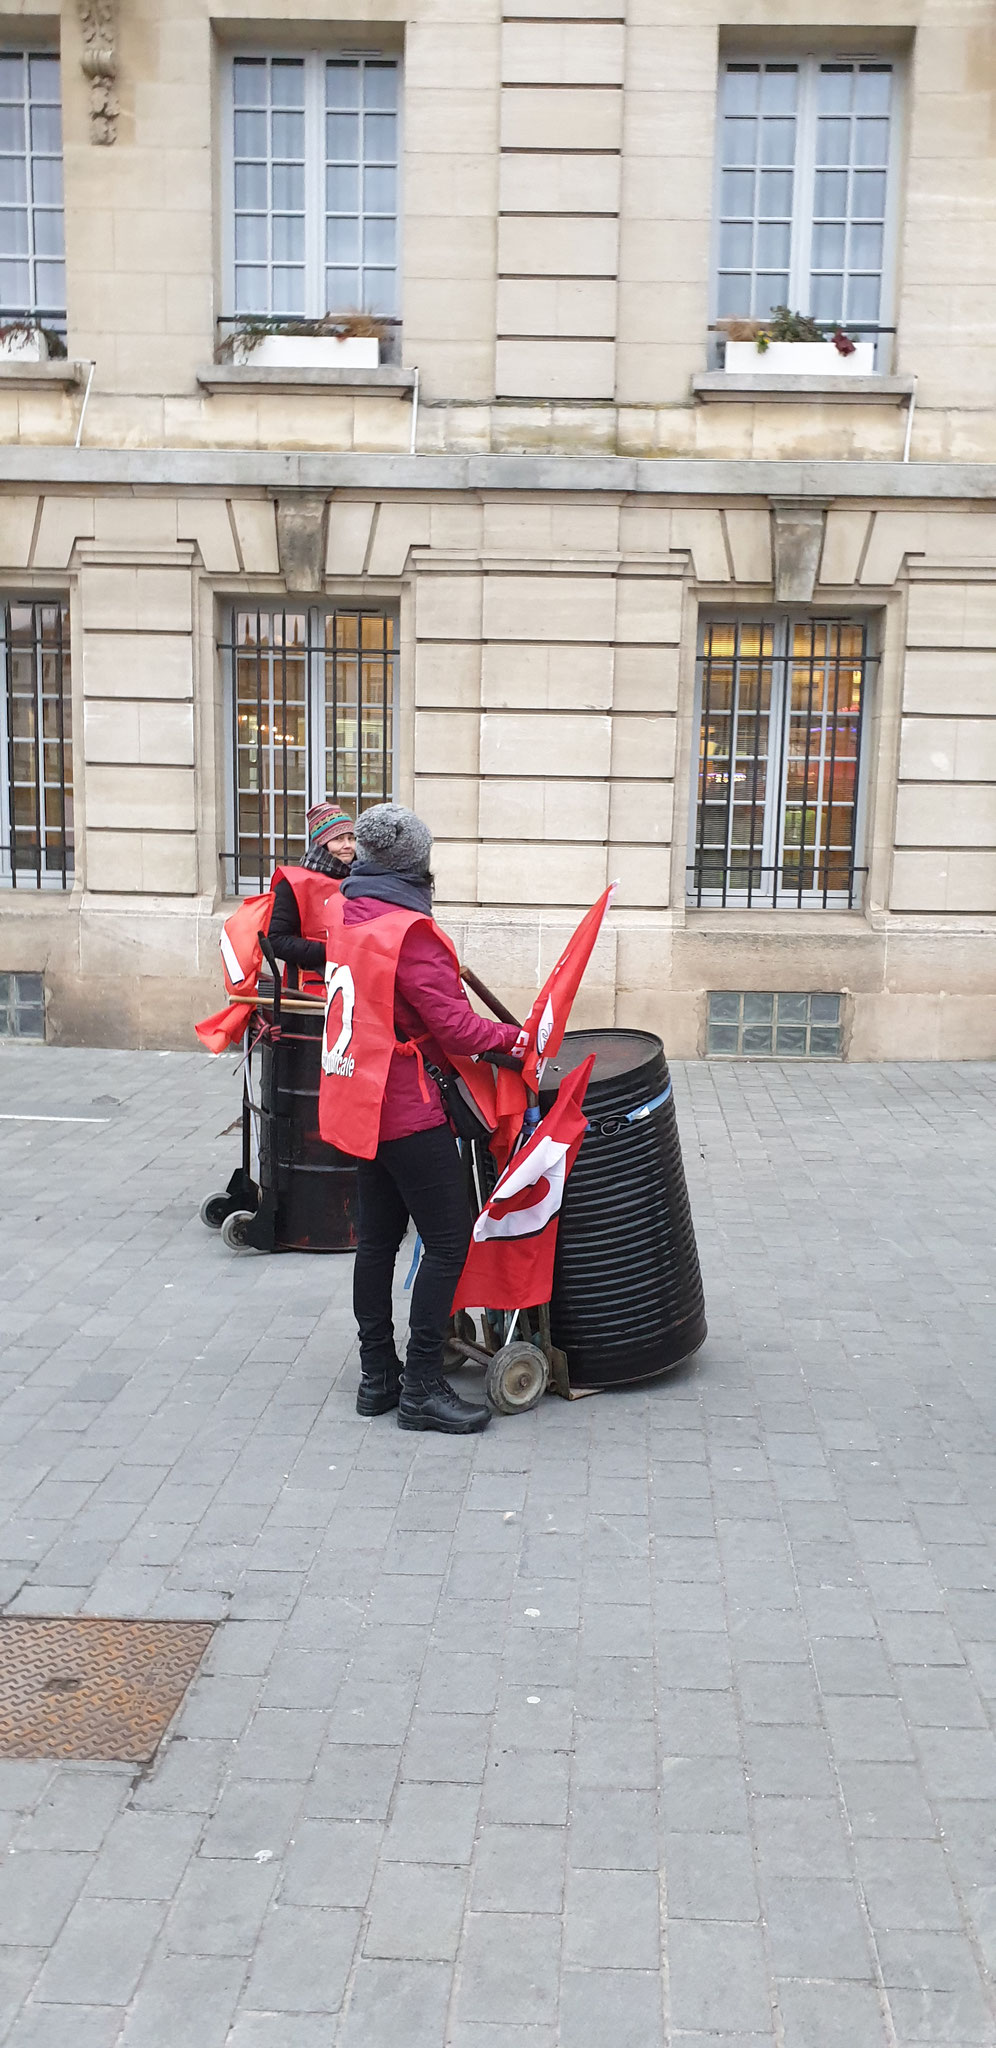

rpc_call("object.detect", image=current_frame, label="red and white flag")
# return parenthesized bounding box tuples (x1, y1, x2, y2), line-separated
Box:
(452, 1055, 594, 1312)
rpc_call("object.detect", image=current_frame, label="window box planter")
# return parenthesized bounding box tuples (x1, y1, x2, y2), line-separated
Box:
(233, 333, 380, 370)
(723, 339, 875, 377)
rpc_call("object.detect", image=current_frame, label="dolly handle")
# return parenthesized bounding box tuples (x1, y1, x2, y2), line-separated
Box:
(460, 963, 521, 1030)
(258, 930, 282, 1029)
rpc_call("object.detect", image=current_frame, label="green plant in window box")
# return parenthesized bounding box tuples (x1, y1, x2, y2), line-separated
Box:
(216, 310, 388, 364)
(713, 310, 857, 357)
(0, 319, 68, 360)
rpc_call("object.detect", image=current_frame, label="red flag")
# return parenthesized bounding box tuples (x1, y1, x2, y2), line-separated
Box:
(194, 1001, 252, 1054)
(519, 885, 616, 1093)
(452, 1055, 594, 1312)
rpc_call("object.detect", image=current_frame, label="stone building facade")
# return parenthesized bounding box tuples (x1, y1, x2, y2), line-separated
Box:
(0, 0, 994, 1057)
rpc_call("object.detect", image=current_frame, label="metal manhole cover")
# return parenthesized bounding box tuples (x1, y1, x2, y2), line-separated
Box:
(0, 1618, 215, 1762)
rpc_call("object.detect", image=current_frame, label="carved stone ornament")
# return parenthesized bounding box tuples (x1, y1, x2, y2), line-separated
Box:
(77, 0, 118, 145)
(771, 500, 827, 605)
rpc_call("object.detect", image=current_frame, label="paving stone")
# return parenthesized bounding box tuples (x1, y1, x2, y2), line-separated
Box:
(563, 1867, 660, 1967)
(568, 1786, 659, 1869)
(665, 1830, 761, 1920)
(668, 1920, 772, 2034)
(242, 1903, 360, 2012)
(117, 1952, 244, 2047)
(0, 1850, 93, 1947)
(363, 1860, 467, 1960)
(85, 1809, 202, 1900)
(761, 1877, 875, 1980)
(558, 1968, 663, 2048)
(470, 1825, 566, 1914)
(165, 1855, 276, 1954)
(775, 1979, 891, 2048)
(34, 1896, 166, 2004)
(455, 1913, 560, 2026)
(13, 1771, 128, 1853)
(338, 1958, 451, 2048)
(4, 2006, 125, 2048)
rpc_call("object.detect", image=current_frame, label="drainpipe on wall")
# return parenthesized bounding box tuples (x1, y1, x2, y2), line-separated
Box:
(75, 360, 96, 448)
(409, 365, 420, 456)
(902, 375, 917, 463)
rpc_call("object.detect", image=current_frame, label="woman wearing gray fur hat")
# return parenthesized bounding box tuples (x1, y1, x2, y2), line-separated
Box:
(339, 803, 522, 1433)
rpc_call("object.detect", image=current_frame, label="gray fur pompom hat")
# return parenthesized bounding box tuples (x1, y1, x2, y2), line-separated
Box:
(353, 803, 433, 874)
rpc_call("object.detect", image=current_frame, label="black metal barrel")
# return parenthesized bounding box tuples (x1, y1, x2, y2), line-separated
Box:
(258, 993, 358, 1252)
(539, 1028, 706, 1387)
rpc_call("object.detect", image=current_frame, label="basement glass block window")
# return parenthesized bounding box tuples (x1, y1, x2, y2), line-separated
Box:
(0, 48, 65, 335)
(707, 990, 842, 1057)
(713, 55, 898, 366)
(226, 52, 399, 322)
(221, 604, 396, 895)
(0, 970, 44, 1038)
(688, 614, 871, 910)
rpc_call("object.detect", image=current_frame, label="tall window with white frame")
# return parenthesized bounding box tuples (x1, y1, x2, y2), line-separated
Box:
(0, 46, 65, 340)
(222, 605, 397, 895)
(687, 615, 873, 910)
(713, 55, 898, 365)
(226, 52, 399, 349)
(0, 599, 73, 890)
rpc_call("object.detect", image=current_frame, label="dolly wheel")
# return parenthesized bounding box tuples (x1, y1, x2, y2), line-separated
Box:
(199, 1191, 233, 1231)
(485, 1342, 549, 1415)
(220, 1209, 255, 1251)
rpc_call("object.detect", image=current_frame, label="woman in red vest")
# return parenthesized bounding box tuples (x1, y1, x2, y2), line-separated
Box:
(342, 804, 521, 1433)
(268, 802, 356, 989)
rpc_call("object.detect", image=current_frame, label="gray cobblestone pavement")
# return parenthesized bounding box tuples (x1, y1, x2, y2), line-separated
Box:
(0, 1043, 994, 2047)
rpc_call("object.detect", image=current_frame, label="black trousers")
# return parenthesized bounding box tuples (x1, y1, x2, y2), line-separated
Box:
(353, 1124, 472, 1389)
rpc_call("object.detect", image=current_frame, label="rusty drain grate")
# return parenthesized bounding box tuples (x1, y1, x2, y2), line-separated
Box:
(0, 1618, 215, 1763)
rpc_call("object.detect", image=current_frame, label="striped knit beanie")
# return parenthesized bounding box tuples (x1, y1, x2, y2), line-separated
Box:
(307, 801, 354, 847)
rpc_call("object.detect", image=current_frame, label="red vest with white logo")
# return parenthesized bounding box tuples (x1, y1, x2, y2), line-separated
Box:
(270, 866, 340, 995)
(317, 891, 461, 1160)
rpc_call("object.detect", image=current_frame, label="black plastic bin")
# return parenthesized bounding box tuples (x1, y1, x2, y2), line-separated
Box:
(539, 1027, 706, 1387)
(257, 991, 358, 1251)
(201, 981, 358, 1254)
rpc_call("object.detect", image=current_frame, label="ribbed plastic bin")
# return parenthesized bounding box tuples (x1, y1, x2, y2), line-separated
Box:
(539, 1028, 706, 1387)
(258, 994, 358, 1252)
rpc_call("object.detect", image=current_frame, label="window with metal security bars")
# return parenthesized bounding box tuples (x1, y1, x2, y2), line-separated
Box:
(713, 56, 898, 365)
(688, 616, 872, 910)
(221, 605, 397, 895)
(1, 600, 73, 889)
(225, 52, 399, 324)
(0, 49, 65, 336)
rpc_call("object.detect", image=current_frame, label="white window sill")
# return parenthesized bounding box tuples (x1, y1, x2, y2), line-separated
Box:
(692, 372, 915, 405)
(197, 364, 415, 396)
(0, 360, 85, 389)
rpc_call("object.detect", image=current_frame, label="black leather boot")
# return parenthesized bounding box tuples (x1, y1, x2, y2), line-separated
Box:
(356, 1361, 402, 1417)
(397, 1376, 491, 1434)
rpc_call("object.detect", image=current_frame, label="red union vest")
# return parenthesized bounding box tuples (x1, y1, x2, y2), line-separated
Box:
(270, 866, 341, 995)
(317, 892, 461, 1160)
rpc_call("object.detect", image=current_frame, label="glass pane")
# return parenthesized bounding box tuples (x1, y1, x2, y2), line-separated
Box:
(327, 216, 359, 263)
(0, 156, 26, 204)
(758, 170, 792, 216)
(776, 992, 808, 1023)
(363, 165, 395, 213)
(29, 104, 59, 151)
(31, 156, 61, 205)
(234, 265, 267, 313)
(850, 222, 883, 269)
(851, 171, 886, 219)
(0, 258, 29, 300)
(817, 67, 853, 114)
(271, 111, 304, 158)
(234, 214, 266, 261)
(742, 1026, 773, 1054)
(327, 163, 358, 211)
(817, 119, 850, 167)
(723, 118, 756, 168)
(707, 1024, 740, 1055)
(810, 274, 842, 321)
(0, 106, 22, 151)
(0, 207, 26, 253)
(363, 215, 395, 265)
(271, 265, 306, 312)
(761, 68, 797, 114)
(271, 162, 304, 210)
(326, 267, 360, 307)
(760, 119, 795, 167)
(326, 62, 360, 110)
(756, 273, 789, 313)
(812, 222, 845, 269)
(846, 273, 880, 321)
(270, 60, 305, 108)
(0, 55, 23, 98)
(364, 64, 398, 111)
(775, 1026, 807, 1055)
(743, 990, 773, 1025)
(272, 213, 304, 261)
(234, 110, 266, 157)
(810, 992, 840, 1023)
(234, 161, 267, 209)
(233, 59, 267, 106)
(708, 991, 741, 1022)
(810, 1026, 841, 1056)
(362, 268, 395, 316)
(719, 220, 752, 268)
(855, 119, 889, 168)
(723, 67, 759, 116)
(855, 68, 891, 116)
(364, 113, 397, 164)
(716, 272, 749, 317)
(327, 112, 359, 159)
(756, 221, 790, 269)
(721, 169, 754, 215)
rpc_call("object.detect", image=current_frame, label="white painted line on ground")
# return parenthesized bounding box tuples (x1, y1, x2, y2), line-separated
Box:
(0, 1113, 111, 1123)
